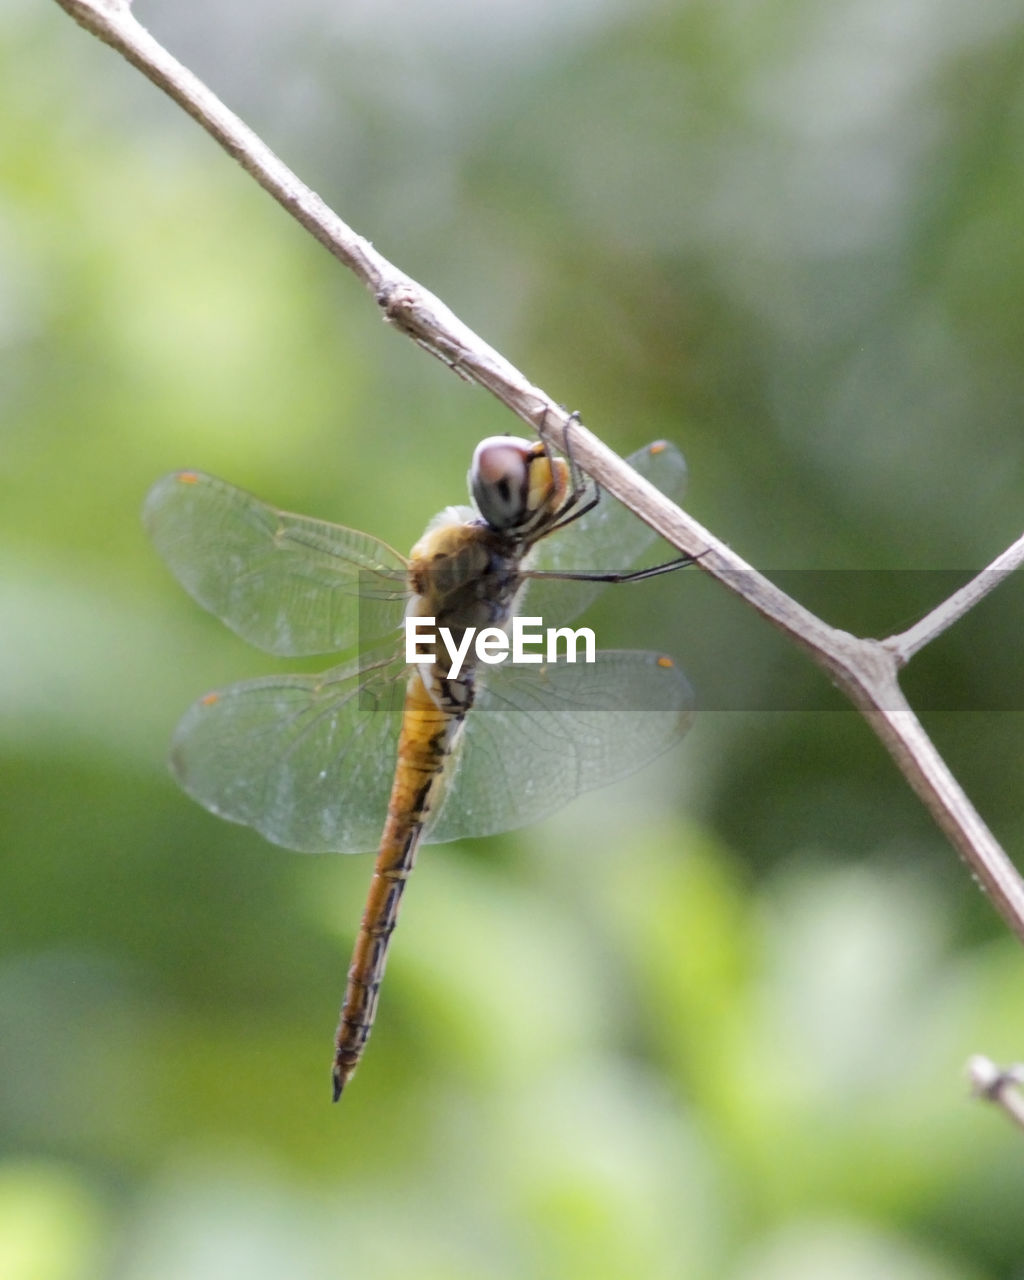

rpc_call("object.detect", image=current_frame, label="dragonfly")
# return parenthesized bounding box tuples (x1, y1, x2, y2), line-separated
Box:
(143, 434, 695, 1100)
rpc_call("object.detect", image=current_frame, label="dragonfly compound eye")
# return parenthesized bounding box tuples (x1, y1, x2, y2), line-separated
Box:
(469, 436, 534, 531)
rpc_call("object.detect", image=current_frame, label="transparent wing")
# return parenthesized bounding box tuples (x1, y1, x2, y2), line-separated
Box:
(520, 440, 688, 625)
(170, 649, 409, 853)
(143, 470, 409, 656)
(425, 650, 694, 844)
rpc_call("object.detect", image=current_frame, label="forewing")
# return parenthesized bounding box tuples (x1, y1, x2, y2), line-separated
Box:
(170, 649, 408, 853)
(520, 440, 688, 625)
(143, 470, 408, 656)
(425, 650, 694, 843)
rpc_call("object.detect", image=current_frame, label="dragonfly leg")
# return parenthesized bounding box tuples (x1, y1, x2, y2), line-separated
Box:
(524, 553, 698, 589)
(580, 553, 698, 584)
(535, 408, 601, 536)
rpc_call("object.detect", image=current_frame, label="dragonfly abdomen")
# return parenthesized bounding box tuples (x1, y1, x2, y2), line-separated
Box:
(332, 669, 465, 1100)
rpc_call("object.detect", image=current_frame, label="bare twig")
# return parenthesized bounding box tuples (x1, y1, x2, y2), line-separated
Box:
(967, 1056, 1024, 1135)
(886, 534, 1024, 664)
(53, 0, 1024, 941)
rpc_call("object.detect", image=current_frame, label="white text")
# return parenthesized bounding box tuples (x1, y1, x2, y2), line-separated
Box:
(405, 616, 596, 679)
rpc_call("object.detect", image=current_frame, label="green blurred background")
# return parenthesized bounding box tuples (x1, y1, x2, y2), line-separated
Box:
(4, 0, 1024, 1276)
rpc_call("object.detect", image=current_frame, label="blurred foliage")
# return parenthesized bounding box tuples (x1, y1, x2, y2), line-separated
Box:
(3, 0, 1024, 1276)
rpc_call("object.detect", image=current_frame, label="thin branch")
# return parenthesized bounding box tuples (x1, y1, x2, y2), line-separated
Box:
(885, 533, 1024, 664)
(54, 0, 1024, 942)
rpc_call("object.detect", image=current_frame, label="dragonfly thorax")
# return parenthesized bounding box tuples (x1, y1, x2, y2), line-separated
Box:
(409, 515, 525, 621)
(407, 516, 526, 713)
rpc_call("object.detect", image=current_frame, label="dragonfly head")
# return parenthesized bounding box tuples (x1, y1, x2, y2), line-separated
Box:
(469, 436, 569, 536)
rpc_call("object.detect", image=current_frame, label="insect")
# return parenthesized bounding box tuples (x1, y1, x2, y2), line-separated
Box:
(144, 435, 694, 1099)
